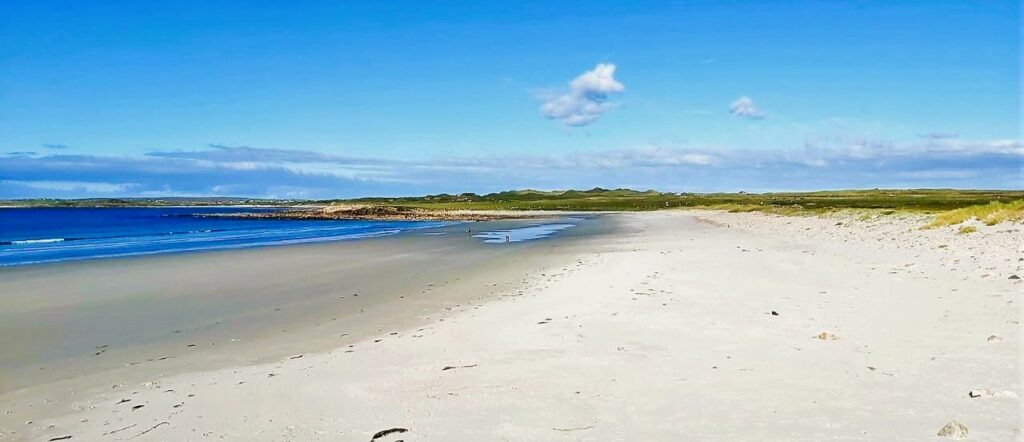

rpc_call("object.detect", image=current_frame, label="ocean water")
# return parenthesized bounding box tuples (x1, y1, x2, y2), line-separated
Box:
(0, 207, 450, 266)
(472, 223, 576, 243)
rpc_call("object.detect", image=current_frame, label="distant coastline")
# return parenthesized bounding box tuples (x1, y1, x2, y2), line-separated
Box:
(4, 188, 1022, 224)
(202, 205, 559, 222)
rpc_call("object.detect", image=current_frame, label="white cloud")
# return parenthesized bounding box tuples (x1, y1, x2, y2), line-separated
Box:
(901, 169, 977, 179)
(574, 148, 715, 168)
(2, 180, 136, 193)
(569, 63, 624, 95)
(729, 96, 765, 119)
(921, 138, 1023, 156)
(3, 137, 1020, 198)
(540, 63, 624, 127)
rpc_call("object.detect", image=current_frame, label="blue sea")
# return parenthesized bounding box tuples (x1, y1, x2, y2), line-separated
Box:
(0, 207, 450, 266)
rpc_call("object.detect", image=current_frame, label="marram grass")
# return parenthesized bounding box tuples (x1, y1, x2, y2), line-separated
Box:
(924, 200, 1024, 229)
(957, 225, 978, 235)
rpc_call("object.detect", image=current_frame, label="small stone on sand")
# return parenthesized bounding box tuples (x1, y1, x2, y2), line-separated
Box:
(813, 332, 838, 340)
(937, 420, 968, 439)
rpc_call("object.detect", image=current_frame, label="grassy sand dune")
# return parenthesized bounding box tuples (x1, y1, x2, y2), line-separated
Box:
(7, 188, 1023, 213)
(341, 189, 1024, 231)
(339, 188, 1024, 212)
(924, 200, 1024, 228)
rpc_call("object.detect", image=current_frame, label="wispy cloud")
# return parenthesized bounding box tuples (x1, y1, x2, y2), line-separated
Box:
(148, 144, 393, 166)
(919, 132, 958, 140)
(3, 180, 136, 193)
(1, 137, 1019, 199)
(728, 96, 765, 119)
(540, 63, 624, 127)
(42, 143, 69, 150)
(0, 153, 391, 199)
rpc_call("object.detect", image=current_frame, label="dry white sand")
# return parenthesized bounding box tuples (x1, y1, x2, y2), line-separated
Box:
(3, 211, 1020, 441)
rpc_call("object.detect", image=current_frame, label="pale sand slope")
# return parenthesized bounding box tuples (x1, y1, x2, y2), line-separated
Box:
(16, 211, 1022, 441)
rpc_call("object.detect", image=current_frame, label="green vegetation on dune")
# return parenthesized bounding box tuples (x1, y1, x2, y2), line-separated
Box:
(338, 188, 1024, 213)
(340, 187, 669, 210)
(923, 200, 1024, 228)
(338, 188, 1024, 227)
(957, 225, 978, 234)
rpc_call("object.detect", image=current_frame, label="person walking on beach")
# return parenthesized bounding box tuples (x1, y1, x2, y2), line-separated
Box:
(505, 234, 510, 243)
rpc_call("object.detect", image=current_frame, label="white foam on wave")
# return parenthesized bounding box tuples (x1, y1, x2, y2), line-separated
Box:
(11, 238, 65, 245)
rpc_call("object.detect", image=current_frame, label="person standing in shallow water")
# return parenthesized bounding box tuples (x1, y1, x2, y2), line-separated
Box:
(505, 235, 510, 243)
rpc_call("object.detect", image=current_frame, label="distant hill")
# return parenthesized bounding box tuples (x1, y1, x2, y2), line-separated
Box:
(4, 188, 1023, 212)
(334, 188, 1024, 212)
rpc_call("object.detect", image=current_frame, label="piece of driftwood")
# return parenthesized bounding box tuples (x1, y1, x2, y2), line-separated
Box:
(553, 425, 594, 432)
(370, 427, 408, 440)
(441, 364, 478, 371)
(102, 424, 137, 436)
(130, 421, 169, 439)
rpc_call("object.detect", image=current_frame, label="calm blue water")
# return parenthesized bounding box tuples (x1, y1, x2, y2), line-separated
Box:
(472, 223, 576, 243)
(0, 208, 450, 266)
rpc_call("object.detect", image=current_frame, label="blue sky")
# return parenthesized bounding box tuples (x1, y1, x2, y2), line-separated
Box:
(0, 1, 1020, 198)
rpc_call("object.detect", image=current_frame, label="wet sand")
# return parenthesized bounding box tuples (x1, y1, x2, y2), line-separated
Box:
(0, 216, 614, 398)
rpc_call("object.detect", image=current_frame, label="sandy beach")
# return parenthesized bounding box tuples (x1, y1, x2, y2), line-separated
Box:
(1, 210, 1019, 441)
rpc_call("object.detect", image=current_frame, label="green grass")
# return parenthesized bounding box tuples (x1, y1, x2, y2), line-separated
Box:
(337, 189, 1024, 228)
(332, 188, 1024, 214)
(924, 200, 1024, 228)
(695, 203, 813, 216)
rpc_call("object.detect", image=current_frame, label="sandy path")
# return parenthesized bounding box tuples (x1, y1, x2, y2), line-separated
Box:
(7, 211, 1020, 441)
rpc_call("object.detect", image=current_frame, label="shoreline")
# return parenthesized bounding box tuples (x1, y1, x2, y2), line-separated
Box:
(198, 206, 585, 221)
(0, 215, 613, 389)
(1, 210, 1019, 441)
(0, 220, 454, 269)
(0, 207, 598, 267)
